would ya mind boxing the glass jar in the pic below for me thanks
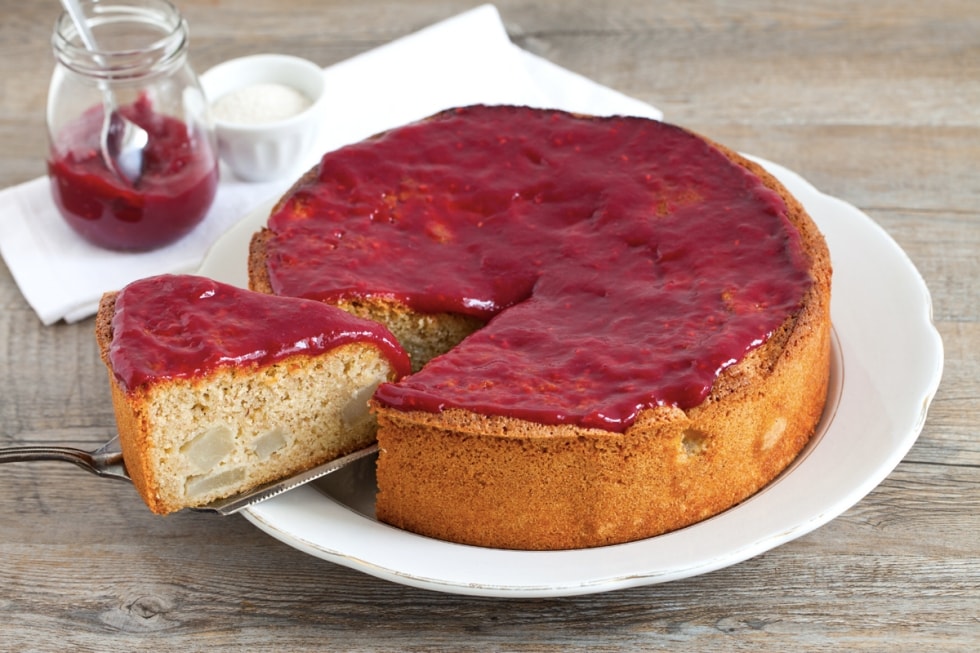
[47,0,218,251]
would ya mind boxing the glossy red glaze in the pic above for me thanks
[48,96,218,251]
[108,274,411,391]
[264,106,813,431]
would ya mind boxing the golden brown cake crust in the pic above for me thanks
[248,109,832,549]
[96,291,161,512]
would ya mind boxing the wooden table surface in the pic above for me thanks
[1,1,976,650]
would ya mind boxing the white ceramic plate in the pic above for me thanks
[197,156,943,597]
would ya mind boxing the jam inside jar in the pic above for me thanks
[47,0,218,252]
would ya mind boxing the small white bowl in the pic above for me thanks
[200,54,326,182]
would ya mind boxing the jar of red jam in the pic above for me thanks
[47,0,218,251]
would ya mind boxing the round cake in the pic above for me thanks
[249,104,832,550]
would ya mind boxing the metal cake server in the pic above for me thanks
[0,437,378,515]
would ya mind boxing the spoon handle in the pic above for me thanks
[59,0,101,53]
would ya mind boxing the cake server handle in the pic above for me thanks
[0,437,130,481]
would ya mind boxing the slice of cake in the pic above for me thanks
[95,274,411,514]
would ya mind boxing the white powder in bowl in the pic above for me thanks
[212,83,313,125]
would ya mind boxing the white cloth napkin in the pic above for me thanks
[0,4,661,326]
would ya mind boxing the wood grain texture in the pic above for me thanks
[0,0,976,650]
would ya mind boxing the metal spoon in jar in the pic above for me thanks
[59,0,149,185]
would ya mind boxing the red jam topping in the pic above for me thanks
[48,95,218,251]
[108,274,411,392]
[265,105,813,432]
